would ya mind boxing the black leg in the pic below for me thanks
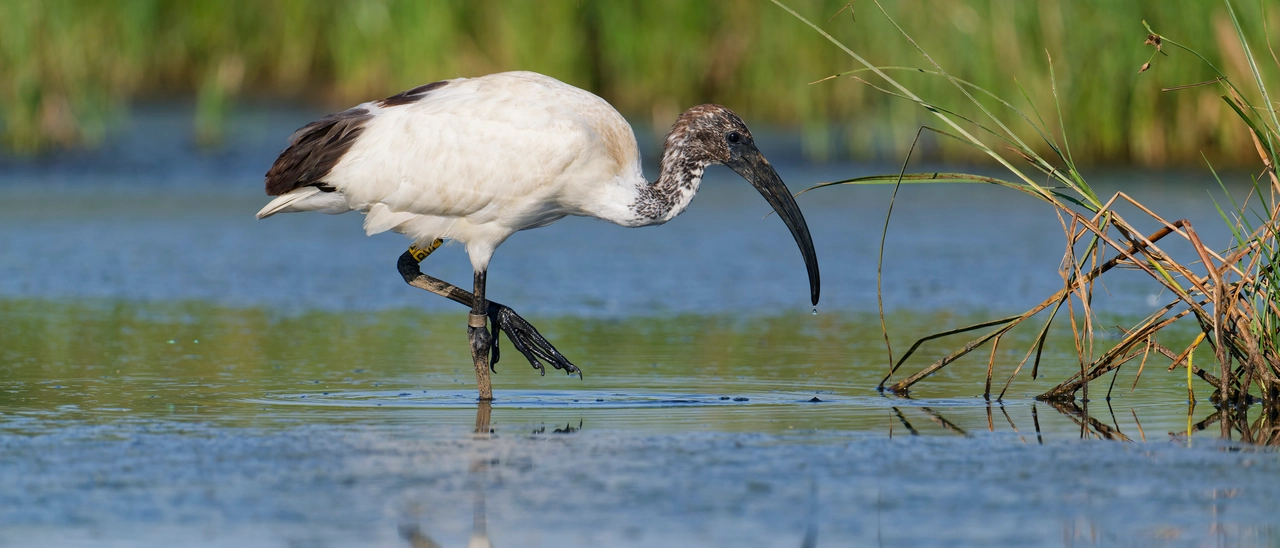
[468,270,494,400]
[396,248,581,382]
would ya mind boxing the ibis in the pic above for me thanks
[257,71,819,400]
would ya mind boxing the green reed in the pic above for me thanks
[0,0,1271,166]
[783,0,1280,407]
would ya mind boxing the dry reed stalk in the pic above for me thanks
[778,0,1280,408]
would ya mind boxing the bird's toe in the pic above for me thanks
[488,302,581,378]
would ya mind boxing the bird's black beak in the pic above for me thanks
[727,149,821,306]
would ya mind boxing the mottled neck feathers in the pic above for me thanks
[630,104,741,223]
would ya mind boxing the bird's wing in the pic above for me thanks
[263,107,374,197]
[327,72,634,229]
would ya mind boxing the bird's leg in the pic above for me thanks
[399,241,474,307]
[397,246,581,390]
[468,269,494,400]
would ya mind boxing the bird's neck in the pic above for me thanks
[581,130,708,228]
[626,139,708,227]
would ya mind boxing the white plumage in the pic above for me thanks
[259,71,661,272]
[258,70,819,399]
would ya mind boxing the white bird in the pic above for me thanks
[257,71,819,400]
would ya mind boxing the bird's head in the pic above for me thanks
[667,104,821,307]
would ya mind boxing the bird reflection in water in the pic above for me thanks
[532,421,582,435]
[398,480,491,548]
[400,402,589,547]
[399,402,498,548]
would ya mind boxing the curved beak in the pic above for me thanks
[727,149,821,306]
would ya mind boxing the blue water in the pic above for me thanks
[0,105,1275,546]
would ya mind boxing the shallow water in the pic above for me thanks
[1,107,1278,546]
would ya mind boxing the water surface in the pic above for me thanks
[1,107,1277,546]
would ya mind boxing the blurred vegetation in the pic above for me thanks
[0,0,1275,165]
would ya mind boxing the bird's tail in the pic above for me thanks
[256,186,351,219]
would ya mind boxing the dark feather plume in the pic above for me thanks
[263,107,373,196]
[264,80,452,196]
[377,80,449,107]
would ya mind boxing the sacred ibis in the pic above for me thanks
[257,71,819,400]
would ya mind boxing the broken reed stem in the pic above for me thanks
[984,334,1001,400]
[782,0,1280,405]
[891,202,1276,401]
[1041,298,1213,399]
[887,219,1195,395]
[1188,332,1208,404]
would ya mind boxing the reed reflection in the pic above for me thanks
[885,395,1280,447]
[1185,405,1280,445]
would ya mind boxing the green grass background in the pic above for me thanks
[2,0,1276,165]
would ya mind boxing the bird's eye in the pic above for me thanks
[726,131,741,144]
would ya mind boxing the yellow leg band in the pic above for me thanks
[408,239,444,263]
[469,313,487,328]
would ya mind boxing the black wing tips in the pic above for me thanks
[264,79,451,197]
[263,107,373,196]
[376,79,450,108]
